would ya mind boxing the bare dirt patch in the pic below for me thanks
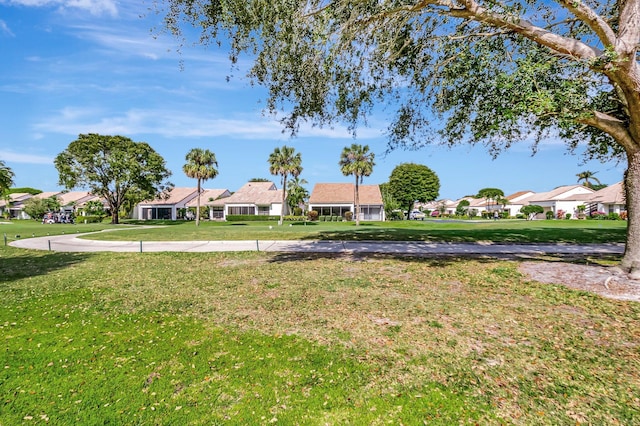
[519,261,640,302]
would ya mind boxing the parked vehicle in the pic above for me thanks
[409,210,426,220]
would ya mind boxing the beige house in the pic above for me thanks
[519,185,595,219]
[136,187,200,220]
[584,181,626,216]
[185,188,231,219]
[308,183,385,221]
[212,181,285,219]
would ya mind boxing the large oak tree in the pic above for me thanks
[162,1,640,275]
[55,134,173,224]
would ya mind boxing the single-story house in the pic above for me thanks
[520,184,595,219]
[585,181,626,215]
[57,191,103,214]
[308,183,385,221]
[135,187,201,220]
[185,188,231,219]
[212,181,285,219]
[503,190,536,217]
[0,192,35,219]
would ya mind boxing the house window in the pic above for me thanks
[210,207,224,218]
[142,207,172,220]
[257,206,270,215]
[228,206,255,215]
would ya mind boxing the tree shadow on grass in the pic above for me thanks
[0,248,92,284]
[266,251,623,266]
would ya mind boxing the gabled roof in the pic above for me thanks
[141,187,199,206]
[0,192,31,207]
[33,191,63,200]
[309,183,383,205]
[57,191,99,206]
[185,189,231,207]
[524,185,594,203]
[587,181,625,204]
[507,190,535,203]
[216,181,282,205]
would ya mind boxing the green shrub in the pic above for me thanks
[565,213,572,220]
[79,215,105,224]
[546,211,554,219]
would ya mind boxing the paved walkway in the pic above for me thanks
[8,232,625,256]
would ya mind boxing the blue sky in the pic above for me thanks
[0,0,626,200]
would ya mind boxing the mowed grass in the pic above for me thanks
[1,245,639,424]
[67,219,628,244]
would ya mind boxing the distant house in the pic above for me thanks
[57,191,102,214]
[521,185,595,219]
[308,183,385,221]
[136,187,200,220]
[213,181,285,219]
[185,188,231,219]
[0,193,35,219]
[8,191,62,219]
[585,181,626,215]
[503,190,536,217]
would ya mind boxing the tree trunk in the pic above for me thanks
[622,150,640,276]
[279,175,287,225]
[111,210,119,224]
[354,176,360,226]
[195,179,201,227]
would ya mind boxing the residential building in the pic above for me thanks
[213,181,284,219]
[308,183,385,221]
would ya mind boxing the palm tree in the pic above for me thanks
[183,148,218,226]
[268,146,302,225]
[287,176,309,214]
[339,144,375,226]
[0,160,15,195]
[576,170,602,189]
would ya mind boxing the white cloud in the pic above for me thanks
[0,19,15,36]
[2,0,117,16]
[0,150,53,164]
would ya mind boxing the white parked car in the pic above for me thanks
[409,210,426,220]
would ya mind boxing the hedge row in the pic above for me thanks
[225,215,281,222]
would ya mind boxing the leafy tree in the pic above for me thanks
[0,160,14,195]
[23,196,60,220]
[160,1,640,275]
[521,205,544,221]
[183,148,219,226]
[380,182,402,220]
[6,187,42,195]
[268,145,302,225]
[576,170,602,189]
[83,200,106,219]
[476,188,505,211]
[287,176,309,213]
[387,163,440,214]
[54,134,173,224]
[339,144,375,226]
[455,199,470,217]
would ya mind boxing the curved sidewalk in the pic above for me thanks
[8,233,625,256]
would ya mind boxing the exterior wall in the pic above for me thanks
[598,203,626,215]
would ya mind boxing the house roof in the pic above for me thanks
[140,187,199,206]
[185,189,230,207]
[587,181,625,204]
[309,183,383,205]
[0,192,31,207]
[57,191,99,206]
[523,185,594,203]
[215,181,282,205]
[506,191,535,203]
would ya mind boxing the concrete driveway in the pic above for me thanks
[8,232,625,256]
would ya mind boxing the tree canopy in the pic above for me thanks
[0,160,14,194]
[161,1,640,274]
[183,148,219,226]
[23,196,60,220]
[54,134,173,224]
[387,163,440,213]
[576,170,602,189]
[339,144,375,226]
[268,145,302,225]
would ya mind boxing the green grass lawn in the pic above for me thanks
[1,237,639,424]
[47,218,629,244]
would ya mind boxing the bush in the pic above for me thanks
[293,207,303,216]
[546,211,554,219]
[307,210,318,221]
[607,212,621,220]
[590,211,607,220]
[345,211,353,221]
[283,215,307,221]
[621,211,628,220]
[565,213,572,220]
[80,215,105,224]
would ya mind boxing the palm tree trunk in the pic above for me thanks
[280,174,287,225]
[196,179,201,226]
[354,176,360,226]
